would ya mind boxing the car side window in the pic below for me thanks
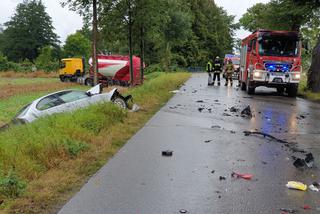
[57,91,88,103]
[36,95,64,111]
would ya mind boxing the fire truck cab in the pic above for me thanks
[239,30,302,97]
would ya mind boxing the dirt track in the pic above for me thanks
[0,82,77,100]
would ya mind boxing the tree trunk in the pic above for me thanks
[128,0,134,86]
[92,0,98,86]
[140,25,144,84]
[307,37,320,92]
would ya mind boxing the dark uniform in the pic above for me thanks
[212,57,222,86]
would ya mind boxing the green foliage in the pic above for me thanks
[35,46,60,72]
[1,0,58,62]
[62,139,89,158]
[63,0,237,69]
[0,53,10,71]
[63,32,91,59]
[0,169,26,198]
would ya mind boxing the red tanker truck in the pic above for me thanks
[60,55,143,87]
[239,30,302,97]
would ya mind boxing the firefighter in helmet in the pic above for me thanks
[224,59,235,86]
[207,60,213,85]
[212,56,222,86]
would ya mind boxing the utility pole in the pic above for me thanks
[140,25,144,84]
[128,0,134,86]
[92,0,98,86]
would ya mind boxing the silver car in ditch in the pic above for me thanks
[13,84,129,124]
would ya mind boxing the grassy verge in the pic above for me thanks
[298,74,320,101]
[0,72,191,213]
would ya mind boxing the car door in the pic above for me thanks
[35,94,66,118]
[56,90,91,111]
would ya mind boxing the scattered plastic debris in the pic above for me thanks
[204,140,212,143]
[309,184,319,192]
[231,172,253,180]
[241,105,252,118]
[280,208,297,213]
[286,181,307,191]
[243,131,288,144]
[230,106,239,113]
[230,130,236,134]
[293,153,314,169]
[170,90,180,94]
[303,205,311,210]
[198,107,204,112]
[162,150,173,157]
[179,209,187,213]
[312,181,320,188]
[211,125,221,129]
[223,113,231,117]
[219,176,226,181]
[211,170,215,174]
[196,100,204,103]
[129,104,141,112]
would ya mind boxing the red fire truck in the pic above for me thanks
[239,30,302,97]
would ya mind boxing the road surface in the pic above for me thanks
[59,73,320,214]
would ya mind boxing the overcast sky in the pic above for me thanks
[215,0,270,38]
[0,0,83,42]
[0,0,270,43]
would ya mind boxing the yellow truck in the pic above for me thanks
[59,58,85,82]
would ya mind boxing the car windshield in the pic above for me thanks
[37,95,65,111]
[232,59,240,65]
[60,61,66,69]
[258,35,299,57]
[14,103,31,118]
[57,91,88,103]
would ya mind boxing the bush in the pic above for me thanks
[0,169,26,198]
[144,64,165,74]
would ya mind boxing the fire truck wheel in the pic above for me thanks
[85,78,94,86]
[277,87,285,94]
[241,82,246,91]
[287,84,298,97]
[246,81,255,95]
[113,96,128,109]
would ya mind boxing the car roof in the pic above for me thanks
[33,89,85,103]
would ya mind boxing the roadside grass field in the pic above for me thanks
[0,72,191,213]
[298,74,320,101]
[0,77,88,127]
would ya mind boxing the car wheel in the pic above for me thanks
[85,78,93,86]
[241,82,246,91]
[277,87,284,94]
[246,79,255,95]
[63,76,70,82]
[287,84,298,97]
[113,96,128,109]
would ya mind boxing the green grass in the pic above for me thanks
[298,74,320,101]
[0,78,59,86]
[0,72,191,213]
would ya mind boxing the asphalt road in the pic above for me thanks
[59,73,320,214]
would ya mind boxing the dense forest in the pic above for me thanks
[0,0,237,72]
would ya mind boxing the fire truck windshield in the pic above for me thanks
[258,35,299,57]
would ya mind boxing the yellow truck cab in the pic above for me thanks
[59,58,85,82]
